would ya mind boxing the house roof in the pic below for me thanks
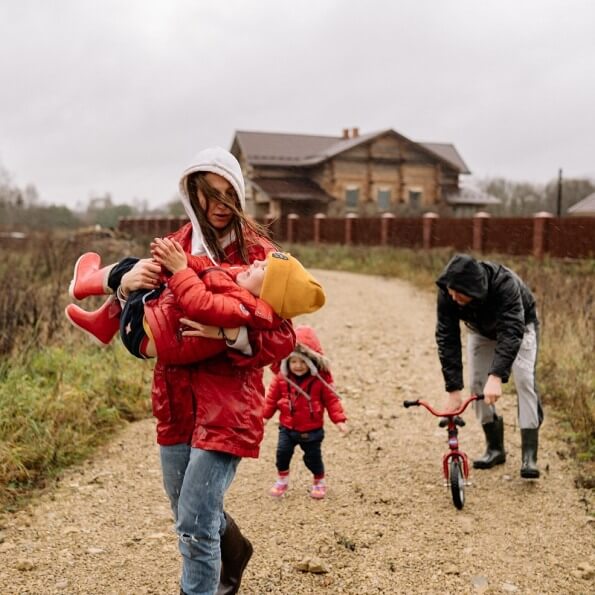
[568,192,595,215]
[418,142,471,174]
[234,129,470,173]
[251,177,334,202]
[446,185,502,206]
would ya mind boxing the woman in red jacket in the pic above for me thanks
[116,147,297,595]
[264,325,348,500]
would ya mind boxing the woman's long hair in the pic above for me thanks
[186,172,272,264]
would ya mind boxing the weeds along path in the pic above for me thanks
[0,270,593,594]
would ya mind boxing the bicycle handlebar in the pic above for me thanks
[403,395,484,418]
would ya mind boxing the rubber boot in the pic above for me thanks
[473,415,506,469]
[520,428,540,479]
[69,252,115,300]
[217,513,253,595]
[65,296,121,345]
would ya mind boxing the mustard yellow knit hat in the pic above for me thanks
[260,252,325,319]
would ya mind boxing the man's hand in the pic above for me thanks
[483,374,502,405]
[151,238,187,274]
[443,390,463,414]
[120,259,161,295]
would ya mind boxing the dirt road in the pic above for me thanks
[0,270,593,594]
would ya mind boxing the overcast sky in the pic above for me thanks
[1,0,594,209]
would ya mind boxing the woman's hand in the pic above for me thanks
[120,259,161,295]
[179,318,239,341]
[150,238,187,274]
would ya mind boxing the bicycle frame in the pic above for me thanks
[403,395,484,482]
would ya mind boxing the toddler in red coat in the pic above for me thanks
[263,325,348,499]
[65,240,325,364]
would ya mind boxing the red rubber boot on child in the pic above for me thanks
[65,296,121,345]
[69,252,115,300]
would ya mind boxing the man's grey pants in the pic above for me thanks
[468,322,543,429]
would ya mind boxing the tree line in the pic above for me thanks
[1,163,593,231]
[480,176,594,216]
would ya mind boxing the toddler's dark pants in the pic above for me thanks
[276,425,325,477]
[107,257,163,358]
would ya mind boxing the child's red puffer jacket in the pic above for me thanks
[263,325,346,432]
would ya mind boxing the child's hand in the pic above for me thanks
[336,422,349,435]
[151,238,187,274]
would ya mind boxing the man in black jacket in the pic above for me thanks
[435,254,543,478]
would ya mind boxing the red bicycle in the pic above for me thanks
[403,395,484,510]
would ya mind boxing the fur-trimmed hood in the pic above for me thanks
[280,325,330,376]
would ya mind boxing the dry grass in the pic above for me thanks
[0,233,152,509]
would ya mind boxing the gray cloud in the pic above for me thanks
[1,0,593,208]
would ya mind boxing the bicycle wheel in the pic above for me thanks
[449,457,465,510]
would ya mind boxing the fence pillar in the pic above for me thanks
[422,212,439,249]
[532,211,554,258]
[472,211,491,253]
[286,213,299,244]
[313,213,326,244]
[380,212,396,246]
[345,213,358,245]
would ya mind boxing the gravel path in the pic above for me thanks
[0,270,593,594]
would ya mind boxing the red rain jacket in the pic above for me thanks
[149,223,295,457]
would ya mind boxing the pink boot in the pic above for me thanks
[269,478,289,498]
[65,297,121,345]
[69,252,115,300]
[310,480,326,500]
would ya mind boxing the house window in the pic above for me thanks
[377,188,391,211]
[408,189,423,208]
[345,186,359,209]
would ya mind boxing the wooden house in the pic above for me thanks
[230,128,470,218]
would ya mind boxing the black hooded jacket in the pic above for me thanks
[435,254,538,392]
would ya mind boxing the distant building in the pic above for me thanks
[445,183,502,217]
[568,192,595,216]
[231,128,470,218]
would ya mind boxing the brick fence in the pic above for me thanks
[118,212,595,259]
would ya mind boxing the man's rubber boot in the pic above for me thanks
[520,428,540,479]
[473,415,506,469]
[69,252,114,300]
[64,297,121,345]
[217,513,254,595]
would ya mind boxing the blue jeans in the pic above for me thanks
[160,443,191,522]
[160,445,240,595]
